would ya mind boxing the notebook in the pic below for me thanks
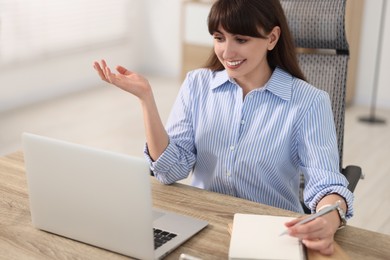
[229,213,306,260]
[22,132,208,260]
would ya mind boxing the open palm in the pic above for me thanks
[93,59,151,100]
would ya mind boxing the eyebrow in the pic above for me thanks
[213,30,238,36]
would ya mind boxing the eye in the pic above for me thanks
[236,37,248,44]
[213,34,224,42]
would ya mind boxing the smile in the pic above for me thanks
[226,60,244,66]
[225,60,246,70]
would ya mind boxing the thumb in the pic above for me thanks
[116,65,132,75]
[285,215,307,227]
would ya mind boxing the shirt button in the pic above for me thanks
[227,172,231,177]
[241,120,245,125]
[230,145,235,151]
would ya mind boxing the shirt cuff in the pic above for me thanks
[309,187,354,219]
[143,139,178,173]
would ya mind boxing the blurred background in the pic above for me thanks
[0,0,389,235]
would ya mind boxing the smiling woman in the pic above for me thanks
[92,0,356,255]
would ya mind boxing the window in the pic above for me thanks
[0,0,132,65]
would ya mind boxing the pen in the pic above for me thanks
[279,200,341,236]
[179,253,202,260]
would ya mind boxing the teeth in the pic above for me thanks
[227,60,243,66]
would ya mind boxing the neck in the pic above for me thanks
[235,67,273,97]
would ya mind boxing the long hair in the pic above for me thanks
[205,0,305,81]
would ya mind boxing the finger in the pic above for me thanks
[289,219,325,240]
[93,61,109,82]
[285,216,306,227]
[93,61,102,72]
[116,65,132,75]
[101,60,111,80]
[294,227,325,240]
[295,219,323,233]
[105,66,124,86]
[302,239,334,255]
[104,66,116,84]
[319,242,335,256]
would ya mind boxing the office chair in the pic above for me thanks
[280,0,363,213]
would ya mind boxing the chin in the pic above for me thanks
[225,70,242,79]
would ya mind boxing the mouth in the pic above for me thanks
[226,60,245,69]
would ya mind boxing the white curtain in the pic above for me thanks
[0,0,131,65]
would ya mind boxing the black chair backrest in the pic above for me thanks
[280,0,349,170]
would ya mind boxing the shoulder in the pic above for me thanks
[293,77,328,98]
[289,74,330,106]
[184,68,215,83]
[270,67,329,104]
[289,77,333,123]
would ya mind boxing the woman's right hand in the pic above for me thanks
[93,59,152,100]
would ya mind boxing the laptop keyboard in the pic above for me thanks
[153,228,177,249]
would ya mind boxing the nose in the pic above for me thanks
[222,40,236,59]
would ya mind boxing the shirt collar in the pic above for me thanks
[210,67,293,101]
[265,67,293,101]
[210,70,230,90]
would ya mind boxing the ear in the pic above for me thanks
[267,26,281,51]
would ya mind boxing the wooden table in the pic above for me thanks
[1,151,389,259]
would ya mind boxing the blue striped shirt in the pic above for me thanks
[145,67,353,218]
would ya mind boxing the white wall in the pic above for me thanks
[0,0,182,113]
[0,43,137,112]
[137,0,182,78]
[0,1,143,113]
[355,0,390,109]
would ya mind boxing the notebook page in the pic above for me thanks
[229,213,305,260]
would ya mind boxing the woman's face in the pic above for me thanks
[213,26,279,86]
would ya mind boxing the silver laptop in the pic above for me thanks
[22,132,208,259]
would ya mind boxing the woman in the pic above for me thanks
[93,0,353,255]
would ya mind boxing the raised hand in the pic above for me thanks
[93,59,152,100]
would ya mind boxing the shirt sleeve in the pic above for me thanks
[298,91,354,219]
[143,72,197,184]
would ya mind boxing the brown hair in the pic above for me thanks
[205,0,305,81]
